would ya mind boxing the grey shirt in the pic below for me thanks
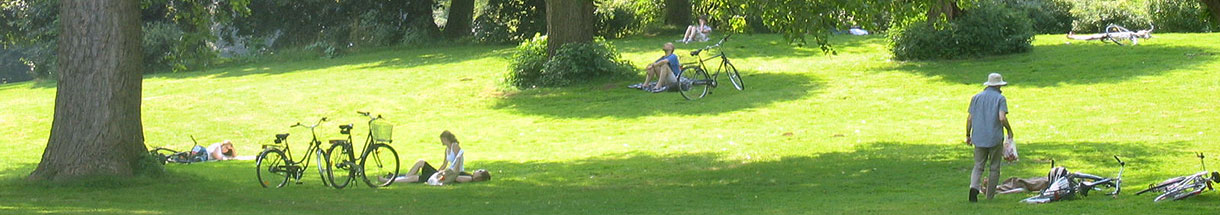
[969,87,1008,148]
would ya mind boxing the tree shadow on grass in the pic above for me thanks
[0,141,1207,214]
[492,72,823,119]
[883,43,1219,87]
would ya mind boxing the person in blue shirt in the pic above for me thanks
[641,42,681,92]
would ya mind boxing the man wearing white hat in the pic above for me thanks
[966,73,1015,202]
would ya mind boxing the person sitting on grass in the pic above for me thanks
[383,130,491,185]
[679,16,712,43]
[632,42,681,93]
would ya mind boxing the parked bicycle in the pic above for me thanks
[1135,153,1220,201]
[677,35,744,100]
[325,111,401,189]
[255,118,332,188]
[1022,156,1126,204]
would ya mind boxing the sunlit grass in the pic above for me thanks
[0,33,1218,214]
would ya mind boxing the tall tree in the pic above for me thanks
[408,0,441,36]
[665,0,692,26]
[544,0,594,56]
[443,0,475,38]
[28,0,149,182]
[1204,0,1220,24]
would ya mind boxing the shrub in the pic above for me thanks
[1148,0,1215,33]
[506,35,634,88]
[142,21,187,72]
[1004,0,1074,34]
[596,3,637,39]
[1069,1,1151,32]
[890,2,1033,61]
[473,0,547,44]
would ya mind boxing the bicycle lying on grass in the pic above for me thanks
[148,136,203,164]
[325,111,401,189]
[676,35,744,100]
[1135,153,1220,202]
[1022,156,1126,204]
[255,118,332,188]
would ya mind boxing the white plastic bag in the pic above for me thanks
[1003,137,1018,162]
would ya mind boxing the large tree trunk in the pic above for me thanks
[664,0,692,26]
[927,0,962,21]
[443,0,475,39]
[407,0,441,36]
[544,0,594,57]
[1204,0,1220,24]
[28,0,148,182]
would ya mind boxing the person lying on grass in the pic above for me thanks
[382,130,491,185]
[631,43,681,93]
[189,140,236,161]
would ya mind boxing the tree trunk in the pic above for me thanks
[407,0,441,36]
[1203,0,1220,24]
[927,0,962,21]
[664,0,692,26]
[28,0,147,182]
[443,0,475,38]
[544,0,594,57]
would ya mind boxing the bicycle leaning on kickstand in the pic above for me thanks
[254,117,333,188]
[324,111,401,189]
[676,35,744,100]
[1135,153,1220,201]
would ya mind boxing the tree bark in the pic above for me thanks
[1203,0,1220,24]
[408,0,441,36]
[664,0,692,26]
[28,0,147,182]
[544,0,594,57]
[443,0,475,38]
[927,0,962,21]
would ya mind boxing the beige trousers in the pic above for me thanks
[970,146,1002,200]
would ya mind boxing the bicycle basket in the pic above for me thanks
[371,121,393,143]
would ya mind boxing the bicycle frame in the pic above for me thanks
[1022,156,1125,204]
[270,118,329,182]
[335,112,389,175]
[686,37,732,87]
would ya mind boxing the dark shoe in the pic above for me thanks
[969,188,980,202]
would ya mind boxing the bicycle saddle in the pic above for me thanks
[339,124,353,134]
[275,133,289,140]
[691,49,702,56]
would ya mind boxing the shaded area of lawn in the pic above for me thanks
[0,141,1201,214]
[492,72,823,118]
[886,43,1219,87]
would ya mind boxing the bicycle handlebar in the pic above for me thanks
[1114,156,1124,166]
[291,117,328,129]
[357,111,382,120]
[691,35,731,56]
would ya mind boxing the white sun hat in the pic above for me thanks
[983,73,1007,86]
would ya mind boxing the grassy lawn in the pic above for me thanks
[0,33,1218,214]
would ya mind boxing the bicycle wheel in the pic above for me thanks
[314,148,330,187]
[149,148,177,164]
[255,149,291,188]
[678,67,710,100]
[360,144,400,188]
[724,61,744,91]
[326,144,356,189]
[1155,188,1184,202]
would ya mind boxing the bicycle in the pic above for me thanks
[148,136,204,164]
[1135,153,1220,201]
[676,35,744,100]
[324,111,401,189]
[1022,156,1126,204]
[255,117,333,188]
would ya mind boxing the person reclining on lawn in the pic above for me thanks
[382,130,491,185]
[188,140,236,162]
[630,42,681,93]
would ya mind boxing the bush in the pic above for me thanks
[1148,0,1215,32]
[1069,1,1151,32]
[473,0,547,44]
[506,35,634,88]
[890,2,1034,61]
[142,22,188,72]
[1004,0,1074,34]
[596,3,637,39]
